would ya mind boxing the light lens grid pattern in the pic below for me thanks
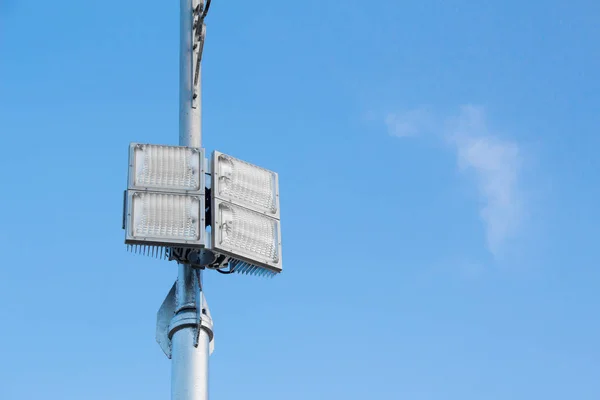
[216,153,278,214]
[133,144,201,191]
[218,202,279,263]
[131,192,201,241]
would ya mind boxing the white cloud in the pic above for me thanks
[386,105,524,257]
[385,108,432,137]
[447,106,522,257]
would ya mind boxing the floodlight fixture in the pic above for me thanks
[129,143,204,193]
[124,142,206,249]
[212,151,280,217]
[125,191,205,248]
[210,151,282,275]
[211,199,282,273]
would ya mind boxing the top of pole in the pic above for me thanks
[179,0,210,148]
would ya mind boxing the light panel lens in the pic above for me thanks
[131,192,201,241]
[217,202,279,263]
[133,144,201,191]
[216,154,277,214]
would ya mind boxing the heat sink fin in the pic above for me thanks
[229,259,276,278]
[127,244,169,260]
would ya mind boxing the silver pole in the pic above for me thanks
[171,323,211,399]
[179,0,201,148]
[171,0,209,399]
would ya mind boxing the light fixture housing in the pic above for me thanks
[211,151,282,274]
[128,143,204,193]
[124,143,206,249]
[125,191,205,247]
[212,151,280,218]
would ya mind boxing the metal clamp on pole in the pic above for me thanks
[194,270,214,350]
[156,281,215,360]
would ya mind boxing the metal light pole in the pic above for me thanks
[179,0,203,149]
[170,1,211,399]
[125,2,281,398]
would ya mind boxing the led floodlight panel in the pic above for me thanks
[211,151,282,273]
[212,151,280,217]
[212,199,281,272]
[124,143,206,248]
[128,143,204,193]
[125,191,205,247]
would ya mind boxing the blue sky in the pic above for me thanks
[1,1,599,399]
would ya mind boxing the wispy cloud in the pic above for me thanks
[385,108,433,137]
[446,106,522,256]
[386,105,524,257]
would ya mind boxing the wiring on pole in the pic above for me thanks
[192,0,211,101]
[202,0,211,19]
